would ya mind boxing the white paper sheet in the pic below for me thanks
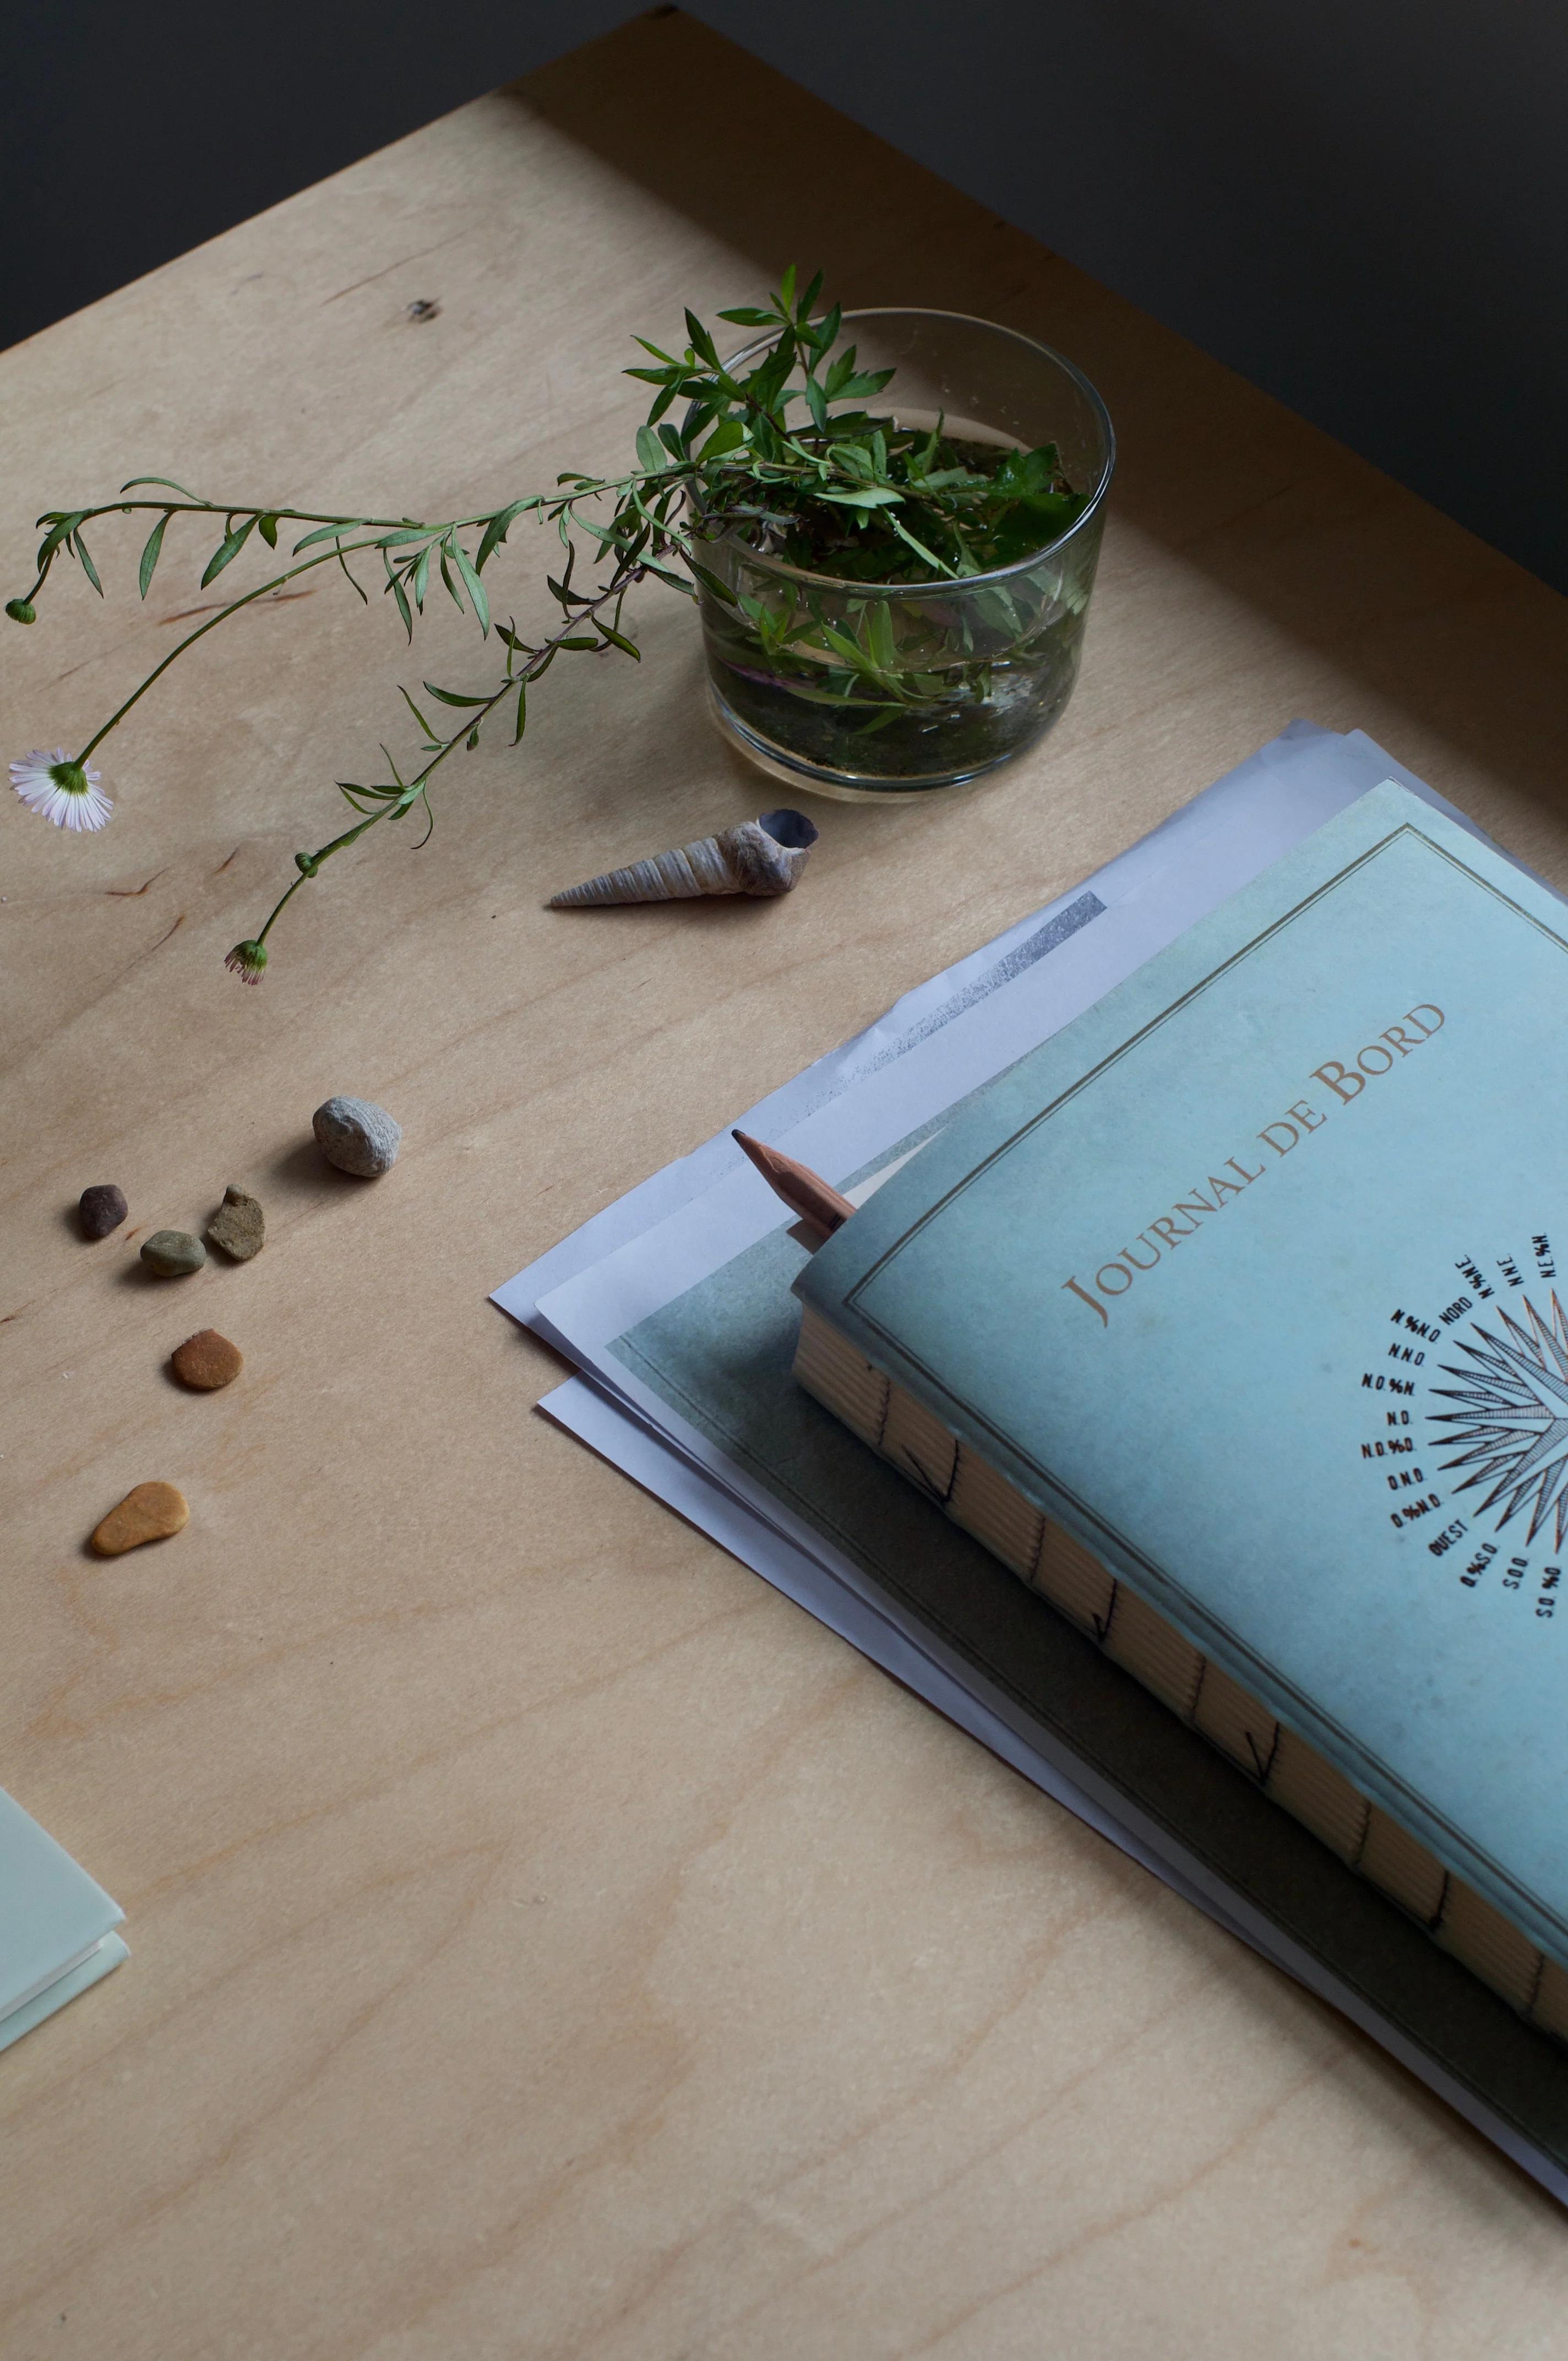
[492,722,1568,2201]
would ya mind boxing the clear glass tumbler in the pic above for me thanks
[691,309,1114,802]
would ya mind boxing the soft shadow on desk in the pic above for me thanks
[264,1139,373,1203]
[513,15,1568,837]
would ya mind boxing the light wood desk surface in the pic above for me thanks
[7,17,1568,2355]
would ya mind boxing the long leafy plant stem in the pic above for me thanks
[39,482,676,763]
[75,534,402,761]
[244,559,650,956]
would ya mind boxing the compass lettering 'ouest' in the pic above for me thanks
[1062,1003,1445,1326]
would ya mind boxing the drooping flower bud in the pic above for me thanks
[5,598,36,624]
[224,939,269,984]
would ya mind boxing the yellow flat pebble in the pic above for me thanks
[90,1481,189,1556]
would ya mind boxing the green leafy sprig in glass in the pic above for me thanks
[5,267,1084,979]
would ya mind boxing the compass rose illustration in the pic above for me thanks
[1429,1290,1568,1548]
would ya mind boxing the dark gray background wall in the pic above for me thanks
[6,3,1563,592]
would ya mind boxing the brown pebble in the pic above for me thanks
[79,1183,128,1239]
[90,1481,189,1556]
[170,1328,243,1390]
[206,1183,265,1260]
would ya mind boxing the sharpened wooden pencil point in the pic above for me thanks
[732,1130,856,1243]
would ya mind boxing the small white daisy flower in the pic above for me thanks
[9,748,112,832]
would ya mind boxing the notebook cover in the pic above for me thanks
[611,1201,1568,2180]
[0,1934,128,2053]
[0,1785,124,2033]
[796,779,1568,1968]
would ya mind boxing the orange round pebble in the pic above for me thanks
[170,1328,243,1390]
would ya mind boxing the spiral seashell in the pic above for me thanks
[547,808,819,908]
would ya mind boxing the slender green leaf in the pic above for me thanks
[699,416,745,460]
[511,679,527,744]
[688,561,737,605]
[70,530,104,594]
[683,309,719,365]
[450,538,490,635]
[635,424,666,475]
[594,622,640,659]
[37,511,85,568]
[412,543,431,610]
[475,498,536,572]
[813,486,903,509]
[257,512,279,548]
[778,263,797,313]
[888,512,957,576]
[291,518,365,551]
[138,510,172,599]
[438,551,466,613]
[335,544,368,603]
[556,635,599,651]
[422,681,491,707]
[717,306,776,325]
[121,475,205,498]
[386,564,413,641]
[641,558,695,594]
[399,684,438,738]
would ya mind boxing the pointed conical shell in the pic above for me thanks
[547,808,818,908]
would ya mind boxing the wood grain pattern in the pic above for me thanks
[6,15,1568,2355]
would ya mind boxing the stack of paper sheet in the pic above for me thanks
[494,722,1568,2202]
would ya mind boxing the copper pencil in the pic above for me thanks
[732,1130,856,1243]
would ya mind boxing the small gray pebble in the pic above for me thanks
[79,1183,128,1240]
[141,1228,206,1277]
[313,1095,402,1177]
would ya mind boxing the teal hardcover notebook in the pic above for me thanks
[795,780,1568,1989]
[0,1786,126,2051]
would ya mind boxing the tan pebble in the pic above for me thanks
[206,1184,264,1260]
[170,1329,243,1390]
[90,1481,189,1556]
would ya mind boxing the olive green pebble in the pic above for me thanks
[140,1228,206,1278]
